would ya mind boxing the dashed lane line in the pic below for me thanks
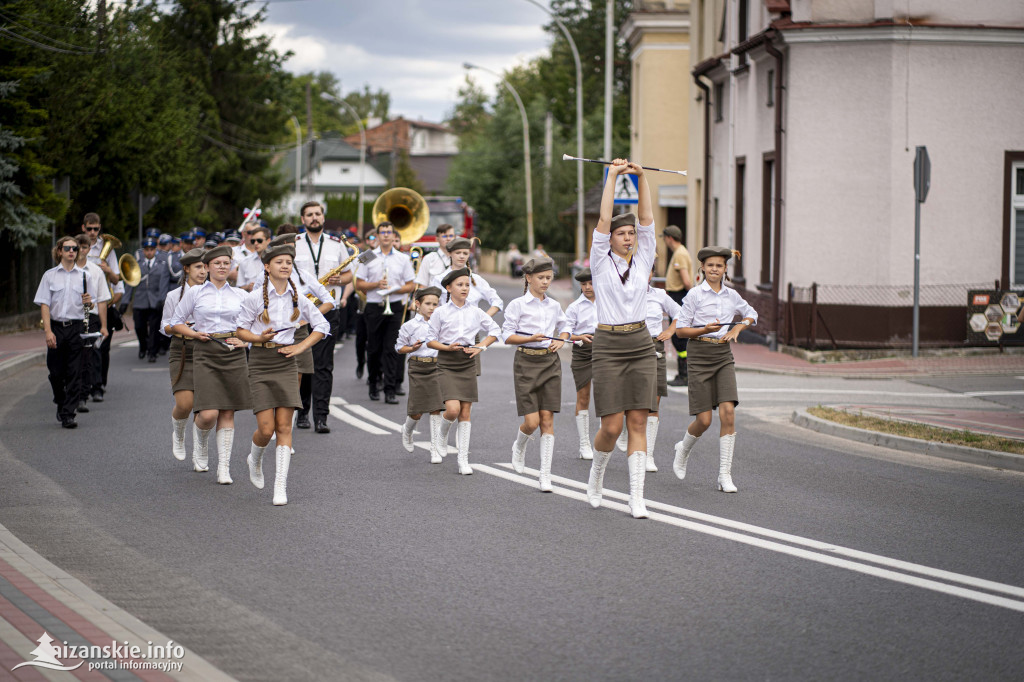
[472,463,1024,614]
[328,405,389,435]
[344,404,404,432]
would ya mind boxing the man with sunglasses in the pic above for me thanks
[82,214,120,287]
[235,225,271,291]
[35,236,110,428]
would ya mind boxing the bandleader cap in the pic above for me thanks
[201,245,233,263]
[441,267,472,288]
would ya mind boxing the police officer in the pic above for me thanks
[131,238,172,362]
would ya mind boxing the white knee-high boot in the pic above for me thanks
[193,423,211,472]
[628,451,649,518]
[645,416,659,473]
[718,433,738,493]
[511,428,531,473]
[441,416,456,457]
[273,445,291,505]
[673,432,700,480]
[538,434,554,492]
[586,449,612,508]
[172,417,188,461]
[616,416,628,452]
[575,411,593,460]
[247,441,267,489]
[429,415,443,463]
[216,428,234,484]
[456,421,473,475]
[401,417,417,453]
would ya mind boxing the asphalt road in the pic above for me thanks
[2,287,1023,681]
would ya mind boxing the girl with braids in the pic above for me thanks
[671,247,756,493]
[160,248,207,464]
[169,246,251,483]
[235,242,328,506]
[429,237,503,316]
[585,159,658,519]
[501,258,570,492]
[424,268,500,476]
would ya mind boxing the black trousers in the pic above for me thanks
[364,302,403,392]
[47,321,85,420]
[311,308,341,422]
[82,314,102,401]
[97,329,112,391]
[133,307,161,358]
[667,289,688,372]
[355,311,367,368]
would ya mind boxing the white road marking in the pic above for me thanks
[343,404,404,431]
[473,463,1024,613]
[328,405,388,435]
[669,386,1024,399]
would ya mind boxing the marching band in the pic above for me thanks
[36,160,750,514]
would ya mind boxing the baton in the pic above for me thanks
[562,154,687,176]
[515,331,581,347]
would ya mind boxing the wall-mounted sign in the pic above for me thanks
[967,290,1024,344]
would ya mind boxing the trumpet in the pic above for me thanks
[382,266,393,315]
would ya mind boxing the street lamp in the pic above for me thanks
[464,62,534,254]
[319,91,366,232]
[522,0,584,263]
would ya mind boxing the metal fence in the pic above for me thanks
[789,282,995,308]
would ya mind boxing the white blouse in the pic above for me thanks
[564,295,597,336]
[169,280,249,334]
[430,269,504,311]
[589,220,656,325]
[235,281,330,344]
[674,280,758,340]
[645,286,682,337]
[395,314,438,358]
[161,285,191,336]
[500,292,569,349]
[425,300,501,347]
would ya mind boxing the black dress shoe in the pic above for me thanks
[148,355,157,363]
[61,417,78,429]
[296,412,311,429]
[395,386,406,396]
[667,375,688,387]
[138,349,145,359]
[315,420,331,434]
[90,392,104,403]
[369,386,380,401]
[76,401,89,413]
[356,363,364,379]
[385,392,399,405]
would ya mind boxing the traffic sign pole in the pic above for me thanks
[913,146,930,358]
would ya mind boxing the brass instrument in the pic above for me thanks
[401,245,424,321]
[95,233,142,287]
[371,187,430,245]
[305,239,375,305]
[97,234,120,261]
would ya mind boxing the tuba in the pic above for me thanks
[96,234,141,286]
[371,187,430,245]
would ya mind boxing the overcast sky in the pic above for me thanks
[260,0,559,123]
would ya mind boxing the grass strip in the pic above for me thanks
[807,406,1024,456]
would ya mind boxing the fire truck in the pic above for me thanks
[417,196,475,246]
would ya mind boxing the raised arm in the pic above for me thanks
[595,159,629,235]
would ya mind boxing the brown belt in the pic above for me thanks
[517,346,553,356]
[251,341,287,348]
[173,333,187,339]
[695,336,728,344]
[208,332,236,339]
[597,321,645,333]
[410,356,437,363]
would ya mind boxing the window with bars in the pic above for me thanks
[1012,163,1024,287]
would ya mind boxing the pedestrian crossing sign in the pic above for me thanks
[604,169,639,204]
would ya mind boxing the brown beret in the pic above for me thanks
[522,258,553,275]
[415,286,443,301]
[610,212,637,232]
[663,224,683,241]
[697,246,735,262]
[262,244,296,264]
[179,248,205,267]
[441,267,472,288]
[574,267,592,282]
[201,245,233,264]
[447,238,472,252]
[268,234,297,248]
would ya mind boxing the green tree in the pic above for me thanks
[445,75,489,140]
[392,150,424,195]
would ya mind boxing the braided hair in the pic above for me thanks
[287,276,300,321]
[260,271,302,324]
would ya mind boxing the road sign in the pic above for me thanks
[914,146,930,203]
[604,168,639,204]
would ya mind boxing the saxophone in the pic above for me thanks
[306,237,361,305]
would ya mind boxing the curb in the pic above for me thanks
[791,409,1024,473]
[0,350,44,382]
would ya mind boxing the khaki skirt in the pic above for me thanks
[513,350,561,416]
[168,336,194,394]
[570,343,593,391]
[248,346,301,413]
[592,326,658,417]
[293,324,314,374]
[437,350,479,403]
[654,338,668,398]
[685,339,738,415]
[193,340,252,412]
[407,358,444,416]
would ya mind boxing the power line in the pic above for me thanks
[0,11,98,52]
[0,27,97,55]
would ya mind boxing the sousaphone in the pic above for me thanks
[371,188,430,245]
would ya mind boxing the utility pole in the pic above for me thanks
[305,82,314,197]
[544,111,553,207]
[604,0,613,160]
[97,0,105,50]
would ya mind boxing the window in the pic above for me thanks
[738,0,748,43]
[767,69,775,107]
[735,158,746,283]
[762,154,776,285]
[1012,161,1024,287]
[714,82,724,122]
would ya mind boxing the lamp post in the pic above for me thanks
[319,92,366,232]
[522,0,584,263]
[464,62,534,254]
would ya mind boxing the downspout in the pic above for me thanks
[694,75,711,248]
[764,33,784,350]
